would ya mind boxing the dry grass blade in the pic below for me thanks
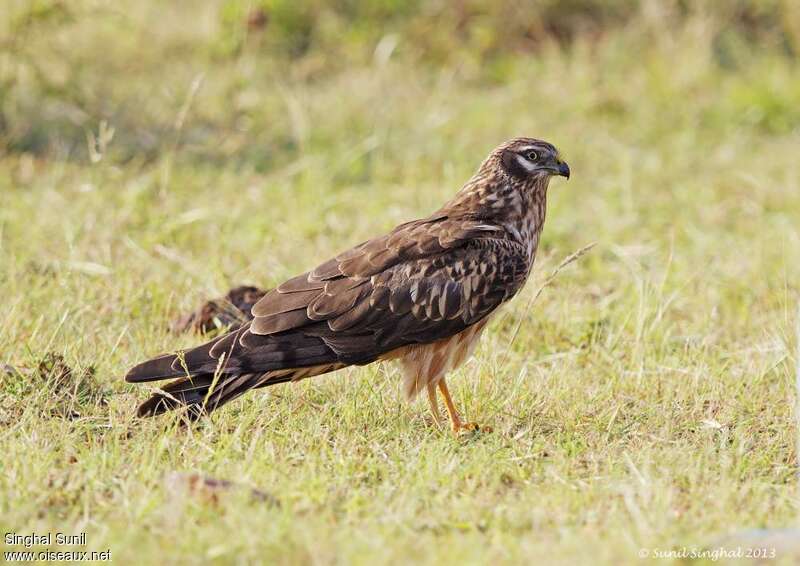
[501,242,597,366]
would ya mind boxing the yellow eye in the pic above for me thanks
[525,151,538,162]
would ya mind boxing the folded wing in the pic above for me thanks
[126,214,528,417]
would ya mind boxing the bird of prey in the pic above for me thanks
[126,138,570,431]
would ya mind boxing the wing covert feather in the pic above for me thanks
[245,215,527,368]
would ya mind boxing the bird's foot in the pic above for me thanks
[435,379,492,434]
[454,421,492,434]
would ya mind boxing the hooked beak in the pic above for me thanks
[556,159,570,179]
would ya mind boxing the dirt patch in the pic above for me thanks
[165,471,278,507]
[170,285,268,334]
[0,353,108,423]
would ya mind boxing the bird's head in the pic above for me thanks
[448,136,570,218]
[496,137,570,183]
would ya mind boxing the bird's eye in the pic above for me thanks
[525,151,538,162]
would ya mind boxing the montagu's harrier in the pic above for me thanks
[126,138,570,431]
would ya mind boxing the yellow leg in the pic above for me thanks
[426,383,443,427]
[438,378,462,431]
[437,378,492,433]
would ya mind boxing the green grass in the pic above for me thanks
[1,2,799,564]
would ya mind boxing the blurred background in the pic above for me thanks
[2,0,799,164]
[2,0,798,312]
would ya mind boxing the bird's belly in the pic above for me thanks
[388,317,491,400]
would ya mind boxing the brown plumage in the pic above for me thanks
[126,138,570,431]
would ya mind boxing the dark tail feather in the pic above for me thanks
[136,373,293,419]
[136,374,216,418]
[127,323,337,419]
[126,353,182,383]
[126,336,227,383]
